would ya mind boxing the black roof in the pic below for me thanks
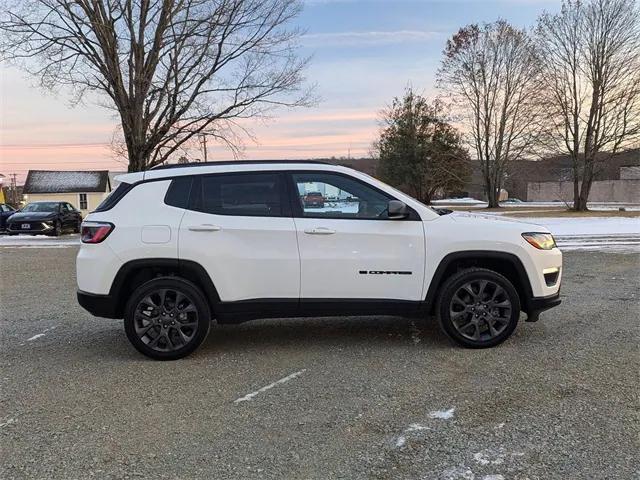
[23,170,110,194]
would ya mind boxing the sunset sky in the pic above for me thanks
[0,0,560,183]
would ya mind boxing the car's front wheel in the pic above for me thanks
[124,277,211,360]
[437,268,520,348]
[50,221,61,237]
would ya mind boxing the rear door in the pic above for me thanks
[178,172,300,302]
[289,171,425,301]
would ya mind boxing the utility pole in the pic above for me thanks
[10,173,17,205]
[199,134,208,162]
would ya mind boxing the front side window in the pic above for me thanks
[194,173,284,217]
[292,172,391,219]
[78,194,88,210]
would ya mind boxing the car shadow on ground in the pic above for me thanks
[197,315,453,354]
[71,315,454,361]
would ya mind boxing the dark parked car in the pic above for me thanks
[302,191,325,208]
[0,203,17,232]
[7,201,82,236]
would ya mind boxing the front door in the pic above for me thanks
[289,171,425,301]
[178,172,299,302]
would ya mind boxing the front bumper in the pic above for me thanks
[77,290,120,319]
[8,221,54,233]
[525,292,562,322]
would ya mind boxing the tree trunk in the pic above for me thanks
[485,178,500,208]
[576,175,593,211]
[574,156,595,211]
[127,141,151,172]
[572,171,580,211]
[127,149,151,172]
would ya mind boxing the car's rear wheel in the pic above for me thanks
[437,268,520,348]
[124,277,211,360]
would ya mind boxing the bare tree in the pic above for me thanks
[374,88,470,204]
[1,0,312,171]
[437,21,543,207]
[536,0,640,210]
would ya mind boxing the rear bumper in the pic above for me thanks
[77,290,120,319]
[525,292,562,322]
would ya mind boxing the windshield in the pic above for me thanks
[22,202,59,212]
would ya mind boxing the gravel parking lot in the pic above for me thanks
[1,245,638,479]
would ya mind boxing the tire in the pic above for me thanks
[124,276,212,360]
[73,220,81,234]
[436,268,520,349]
[50,221,61,237]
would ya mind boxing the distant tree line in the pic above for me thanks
[1,0,637,210]
[376,0,639,210]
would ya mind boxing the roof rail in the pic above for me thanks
[150,160,330,171]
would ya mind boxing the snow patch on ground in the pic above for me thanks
[0,234,80,248]
[393,423,431,448]
[520,217,640,236]
[520,217,640,253]
[409,320,421,344]
[433,197,484,205]
[459,214,640,253]
[429,407,455,419]
[0,418,17,428]
[442,465,476,479]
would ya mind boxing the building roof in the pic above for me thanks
[23,170,110,194]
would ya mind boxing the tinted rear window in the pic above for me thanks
[94,182,133,212]
[164,176,193,209]
[193,173,284,217]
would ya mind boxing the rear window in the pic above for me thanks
[164,176,193,209]
[192,173,284,217]
[94,182,133,212]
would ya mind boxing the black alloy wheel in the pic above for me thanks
[124,277,211,360]
[437,268,520,348]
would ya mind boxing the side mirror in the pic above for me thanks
[388,200,409,219]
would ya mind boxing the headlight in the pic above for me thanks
[522,232,556,250]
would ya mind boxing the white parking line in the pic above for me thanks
[234,369,307,404]
[25,326,56,342]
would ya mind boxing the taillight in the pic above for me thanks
[81,222,114,244]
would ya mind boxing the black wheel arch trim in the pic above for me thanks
[424,250,536,313]
[92,258,221,318]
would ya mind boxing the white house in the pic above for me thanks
[22,170,112,216]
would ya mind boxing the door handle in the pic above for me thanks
[188,224,222,232]
[304,227,336,235]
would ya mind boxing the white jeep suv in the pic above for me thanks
[77,161,562,360]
